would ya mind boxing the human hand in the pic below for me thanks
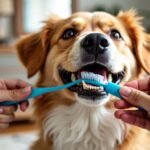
[0,79,31,129]
[114,76,150,130]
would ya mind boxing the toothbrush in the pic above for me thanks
[0,79,121,106]
[0,79,146,111]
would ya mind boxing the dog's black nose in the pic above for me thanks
[81,33,109,55]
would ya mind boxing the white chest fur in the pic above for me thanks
[43,103,125,150]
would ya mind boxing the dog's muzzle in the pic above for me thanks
[59,33,125,101]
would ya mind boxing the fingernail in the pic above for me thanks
[120,87,131,97]
[22,86,31,93]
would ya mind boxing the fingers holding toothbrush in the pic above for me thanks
[114,76,150,130]
[0,79,31,129]
[115,76,150,111]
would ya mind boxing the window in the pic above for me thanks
[23,0,72,32]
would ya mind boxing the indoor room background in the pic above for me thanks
[0,0,150,149]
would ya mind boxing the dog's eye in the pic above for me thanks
[110,29,122,40]
[62,28,77,40]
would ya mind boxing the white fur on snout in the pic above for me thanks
[75,94,110,107]
[68,35,85,70]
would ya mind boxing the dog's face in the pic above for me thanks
[17,10,150,107]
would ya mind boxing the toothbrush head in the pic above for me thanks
[82,79,105,87]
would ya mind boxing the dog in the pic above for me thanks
[16,10,150,150]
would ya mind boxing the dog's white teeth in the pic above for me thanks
[80,72,105,91]
[82,81,103,91]
[71,74,76,81]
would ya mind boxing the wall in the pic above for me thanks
[76,0,150,31]
[77,0,150,12]
[24,0,71,32]
[0,52,37,84]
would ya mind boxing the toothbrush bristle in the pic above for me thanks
[81,72,105,86]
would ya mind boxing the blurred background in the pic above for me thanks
[0,0,150,149]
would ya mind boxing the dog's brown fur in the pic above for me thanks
[16,10,150,150]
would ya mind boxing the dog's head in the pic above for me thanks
[17,10,150,107]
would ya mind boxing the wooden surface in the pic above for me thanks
[0,120,38,135]
[0,44,15,53]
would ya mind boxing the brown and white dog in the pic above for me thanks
[16,10,150,150]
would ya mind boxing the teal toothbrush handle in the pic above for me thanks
[0,79,146,111]
[104,82,122,98]
[0,80,83,106]
[0,79,103,106]
[0,88,53,106]
[104,82,145,111]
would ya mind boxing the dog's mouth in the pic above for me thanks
[59,63,125,99]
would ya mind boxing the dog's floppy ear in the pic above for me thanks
[16,15,61,77]
[117,9,150,74]
[16,33,46,78]
[136,34,150,74]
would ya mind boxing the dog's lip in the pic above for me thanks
[59,63,125,99]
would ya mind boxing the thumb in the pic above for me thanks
[120,86,150,111]
[0,86,31,102]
